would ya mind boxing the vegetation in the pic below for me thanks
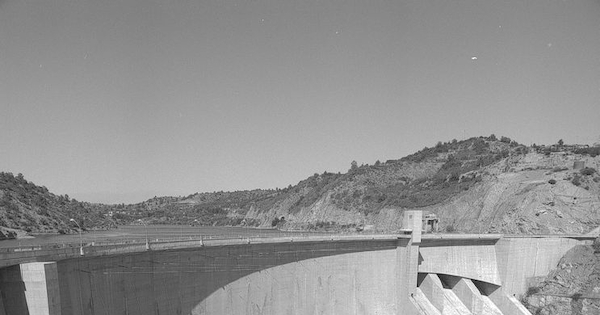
[330,136,514,211]
[581,167,597,176]
[572,174,582,186]
[3,135,598,235]
[575,147,600,157]
[0,172,117,233]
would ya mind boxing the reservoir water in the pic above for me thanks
[0,225,322,249]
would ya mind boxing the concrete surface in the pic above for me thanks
[55,239,412,315]
[413,288,442,315]
[495,236,582,296]
[437,275,502,315]
[475,281,531,315]
[0,262,61,315]
[0,212,592,315]
[418,273,472,315]
[419,240,501,285]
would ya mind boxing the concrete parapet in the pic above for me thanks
[0,234,412,269]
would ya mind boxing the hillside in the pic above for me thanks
[0,172,117,238]
[2,136,599,238]
[521,243,600,314]
[117,136,600,235]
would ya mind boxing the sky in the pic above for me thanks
[1,0,600,204]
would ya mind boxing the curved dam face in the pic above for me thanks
[0,211,594,315]
[56,239,411,315]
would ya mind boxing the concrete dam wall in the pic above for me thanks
[0,211,594,315]
[63,239,412,315]
[1,237,419,315]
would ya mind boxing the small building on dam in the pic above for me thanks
[0,211,594,315]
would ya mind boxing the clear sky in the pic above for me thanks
[2,0,600,204]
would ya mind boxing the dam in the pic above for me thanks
[0,211,594,315]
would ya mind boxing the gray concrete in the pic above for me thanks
[476,281,531,315]
[0,262,61,315]
[418,273,472,315]
[438,275,502,315]
[55,239,415,315]
[419,239,501,285]
[495,236,584,296]
[0,211,594,315]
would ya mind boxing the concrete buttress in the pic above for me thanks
[397,210,422,315]
[0,262,61,315]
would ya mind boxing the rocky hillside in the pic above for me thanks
[3,136,599,237]
[0,172,117,237]
[118,136,600,234]
[522,242,600,314]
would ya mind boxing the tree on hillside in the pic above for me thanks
[350,160,358,171]
[558,139,564,146]
[489,134,497,141]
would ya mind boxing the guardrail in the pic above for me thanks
[3,232,594,254]
[2,232,594,269]
[0,228,410,254]
[0,233,410,268]
[0,233,315,254]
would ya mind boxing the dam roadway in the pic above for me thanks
[0,212,595,315]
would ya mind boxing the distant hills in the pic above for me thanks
[2,136,600,238]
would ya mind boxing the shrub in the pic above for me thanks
[525,285,541,296]
[572,175,581,186]
[445,224,456,233]
[271,217,280,227]
[580,167,597,176]
[593,236,600,253]
[548,179,557,185]
[574,147,600,157]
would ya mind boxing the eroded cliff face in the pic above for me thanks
[425,153,600,234]
[244,152,600,235]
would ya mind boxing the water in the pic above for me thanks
[0,225,322,249]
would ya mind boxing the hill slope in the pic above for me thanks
[0,172,117,237]
[3,136,599,237]
[118,137,600,234]
[521,243,600,314]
